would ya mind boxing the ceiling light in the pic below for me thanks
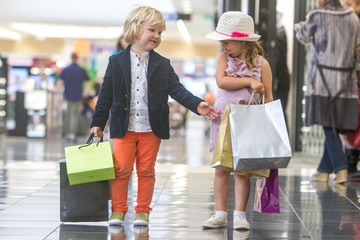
[181,0,192,14]
[0,27,21,40]
[10,22,122,40]
[177,19,191,42]
[56,60,65,68]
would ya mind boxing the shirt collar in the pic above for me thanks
[130,49,149,61]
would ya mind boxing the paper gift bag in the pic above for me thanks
[254,169,280,213]
[228,97,292,171]
[212,104,270,178]
[212,104,234,171]
[60,159,109,222]
[64,134,115,185]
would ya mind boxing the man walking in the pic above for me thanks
[57,52,90,142]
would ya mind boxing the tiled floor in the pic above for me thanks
[0,118,359,240]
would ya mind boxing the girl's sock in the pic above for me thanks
[233,210,246,218]
[215,210,228,218]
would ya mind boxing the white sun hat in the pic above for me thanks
[206,11,261,41]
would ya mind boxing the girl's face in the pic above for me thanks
[220,40,246,58]
[134,19,163,52]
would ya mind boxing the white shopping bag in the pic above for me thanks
[228,95,292,171]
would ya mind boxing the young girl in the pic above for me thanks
[90,6,219,226]
[202,11,273,230]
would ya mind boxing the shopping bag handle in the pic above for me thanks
[245,91,265,106]
[78,132,103,149]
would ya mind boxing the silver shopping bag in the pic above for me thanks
[228,97,292,171]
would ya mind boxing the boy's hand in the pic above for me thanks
[197,102,220,120]
[91,127,103,138]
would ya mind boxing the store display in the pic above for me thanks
[24,90,47,110]
[6,67,29,133]
[5,57,61,138]
[7,67,27,94]
[0,57,7,134]
[26,110,46,138]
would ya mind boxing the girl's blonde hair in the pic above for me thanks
[243,41,264,69]
[123,6,166,44]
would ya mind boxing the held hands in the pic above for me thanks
[91,102,220,136]
[197,102,220,120]
[250,79,264,93]
[91,127,103,138]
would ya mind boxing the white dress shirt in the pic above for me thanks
[127,50,152,132]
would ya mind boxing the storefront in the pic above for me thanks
[5,57,62,138]
[0,0,326,156]
[0,56,7,134]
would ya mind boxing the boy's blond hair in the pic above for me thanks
[123,6,166,44]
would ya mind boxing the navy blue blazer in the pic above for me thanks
[90,45,203,139]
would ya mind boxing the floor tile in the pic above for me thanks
[0,119,358,239]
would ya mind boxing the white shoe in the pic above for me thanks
[233,215,250,230]
[202,214,228,228]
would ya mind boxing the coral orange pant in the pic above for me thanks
[112,131,161,214]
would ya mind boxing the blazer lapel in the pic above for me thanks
[147,50,161,82]
[117,46,131,94]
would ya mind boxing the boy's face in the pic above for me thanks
[220,40,246,58]
[134,19,163,52]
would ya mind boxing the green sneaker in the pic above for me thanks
[133,212,149,226]
[108,211,125,225]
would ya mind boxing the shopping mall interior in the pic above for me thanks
[0,0,359,239]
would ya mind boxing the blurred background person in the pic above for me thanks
[114,34,129,55]
[57,52,91,142]
[295,0,360,184]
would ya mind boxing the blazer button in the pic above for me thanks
[124,107,127,111]
[125,94,128,98]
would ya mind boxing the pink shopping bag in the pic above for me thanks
[254,169,280,213]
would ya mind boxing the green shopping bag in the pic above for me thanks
[64,133,115,185]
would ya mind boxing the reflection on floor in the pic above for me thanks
[0,118,359,240]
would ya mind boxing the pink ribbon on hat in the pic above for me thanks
[231,31,249,38]
[216,30,249,38]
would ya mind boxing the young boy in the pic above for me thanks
[90,6,219,226]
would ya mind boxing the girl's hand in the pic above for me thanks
[250,79,264,93]
[91,127,103,138]
[197,102,220,120]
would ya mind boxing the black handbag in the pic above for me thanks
[60,159,109,222]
